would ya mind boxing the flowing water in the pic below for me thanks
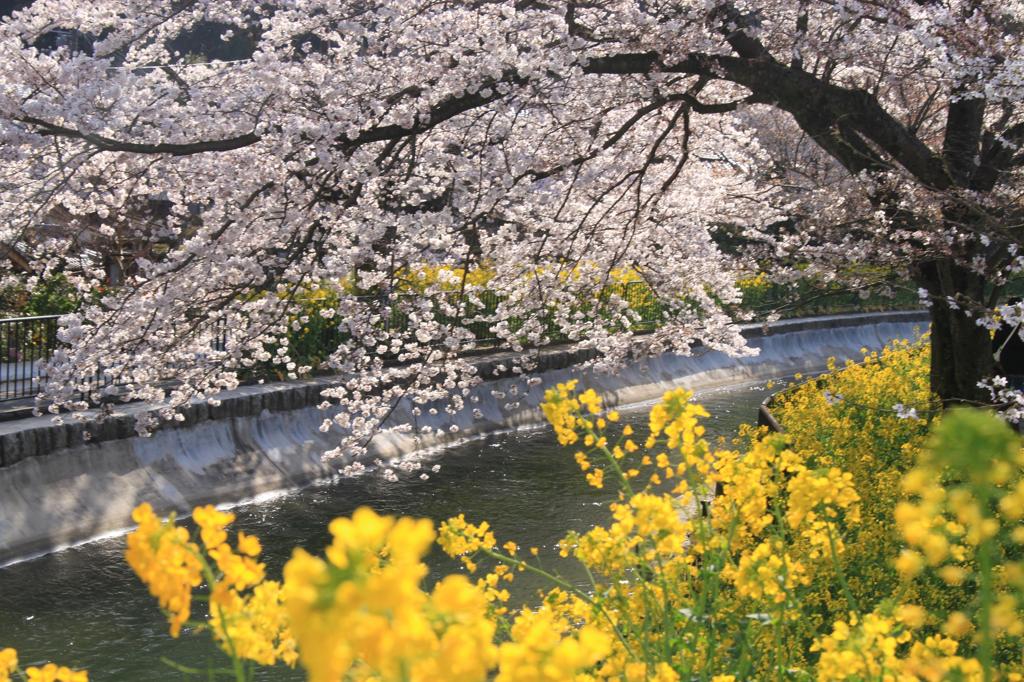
[0,378,782,680]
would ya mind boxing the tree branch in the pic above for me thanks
[585,51,949,188]
[18,115,260,155]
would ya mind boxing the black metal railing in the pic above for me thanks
[0,314,60,402]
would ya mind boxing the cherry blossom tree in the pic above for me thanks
[0,1,1020,450]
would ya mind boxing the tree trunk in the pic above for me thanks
[915,257,993,405]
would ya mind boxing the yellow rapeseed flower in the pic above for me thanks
[285,507,496,682]
[0,649,17,682]
[124,503,203,638]
[23,663,88,682]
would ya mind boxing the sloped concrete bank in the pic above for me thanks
[0,311,927,563]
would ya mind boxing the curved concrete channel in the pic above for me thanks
[0,311,927,564]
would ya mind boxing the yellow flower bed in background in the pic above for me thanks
[5,338,1024,680]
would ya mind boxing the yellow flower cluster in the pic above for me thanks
[397,263,495,294]
[0,649,87,682]
[126,503,296,670]
[541,380,583,446]
[726,539,809,604]
[812,609,985,680]
[0,650,14,682]
[437,513,498,572]
[813,611,914,678]
[496,606,612,682]
[648,387,709,454]
[22,665,89,682]
[785,467,861,557]
[571,492,690,576]
[283,506,497,682]
[210,576,297,667]
[706,433,861,622]
[786,467,860,528]
[124,502,203,637]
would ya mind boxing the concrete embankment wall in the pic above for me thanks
[0,311,927,563]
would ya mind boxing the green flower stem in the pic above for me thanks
[580,418,634,496]
[159,657,238,677]
[826,522,859,614]
[977,535,995,682]
[187,538,249,682]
